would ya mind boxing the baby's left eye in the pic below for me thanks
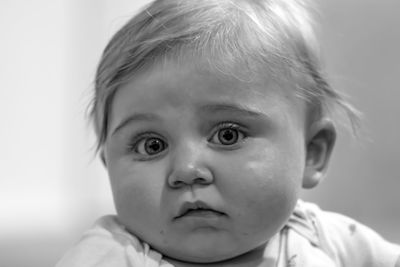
[209,125,246,146]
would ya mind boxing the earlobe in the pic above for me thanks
[100,148,107,167]
[303,119,336,189]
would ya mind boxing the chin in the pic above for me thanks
[155,243,236,263]
[159,241,266,265]
[166,252,235,264]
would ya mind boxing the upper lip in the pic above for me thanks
[175,200,225,219]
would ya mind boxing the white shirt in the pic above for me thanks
[56,200,400,267]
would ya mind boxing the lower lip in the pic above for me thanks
[174,211,226,230]
[182,210,224,218]
[175,210,226,225]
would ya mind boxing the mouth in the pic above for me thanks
[175,201,225,219]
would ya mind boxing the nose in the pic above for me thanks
[167,141,214,188]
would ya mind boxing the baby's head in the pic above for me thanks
[90,0,360,264]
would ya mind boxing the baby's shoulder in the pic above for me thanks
[298,201,400,266]
[56,215,172,267]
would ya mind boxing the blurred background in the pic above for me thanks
[0,0,399,266]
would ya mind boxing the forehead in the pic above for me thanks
[108,58,307,133]
[120,60,273,103]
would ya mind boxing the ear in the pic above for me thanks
[100,147,107,168]
[303,118,336,189]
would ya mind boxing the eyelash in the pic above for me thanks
[127,122,248,159]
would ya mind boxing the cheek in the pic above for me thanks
[107,161,166,222]
[221,143,303,193]
[217,143,304,226]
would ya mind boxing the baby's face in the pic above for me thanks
[103,59,308,263]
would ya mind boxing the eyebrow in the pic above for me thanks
[111,103,266,136]
[200,103,266,118]
[111,113,161,136]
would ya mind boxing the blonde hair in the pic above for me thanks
[90,0,361,151]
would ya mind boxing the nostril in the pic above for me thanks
[171,180,184,188]
[170,177,205,188]
[168,176,211,188]
[194,177,208,184]
[167,164,214,188]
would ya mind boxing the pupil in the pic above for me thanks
[219,129,237,145]
[146,139,162,154]
[223,130,233,140]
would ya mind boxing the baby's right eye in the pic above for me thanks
[129,134,168,158]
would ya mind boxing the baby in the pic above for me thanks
[57,0,400,266]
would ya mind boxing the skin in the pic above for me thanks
[102,59,335,266]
